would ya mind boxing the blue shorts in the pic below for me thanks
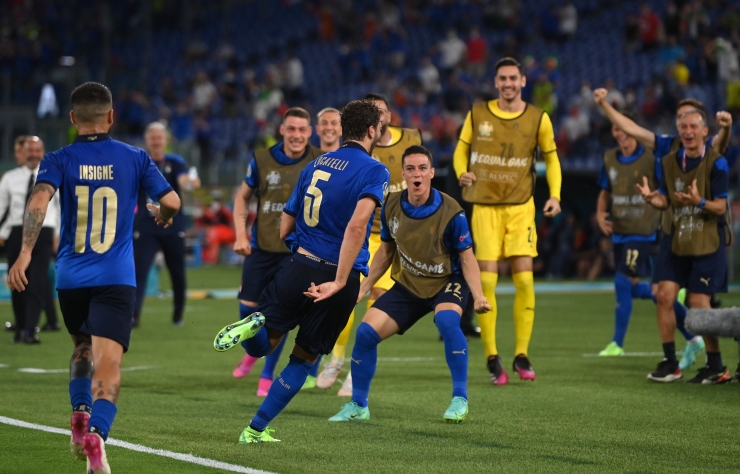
[614,240,654,278]
[372,274,470,335]
[652,234,671,284]
[237,248,291,302]
[58,285,136,352]
[659,230,728,294]
[257,253,361,356]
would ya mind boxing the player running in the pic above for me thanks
[230,108,323,396]
[8,82,180,473]
[318,93,423,395]
[637,108,732,383]
[453,57,562,385]
[593,89,731,377]
[328,145,490,423]
[213,99,389,443]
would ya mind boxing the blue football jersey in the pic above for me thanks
[37,134,173,289]
[135,153,188,233]
[284,142,389,275]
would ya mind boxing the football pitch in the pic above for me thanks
[1,266,739,473]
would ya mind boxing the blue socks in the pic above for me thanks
[239,303,272,358]
[309,355,322,378]
[239,302,257,320]
[250,355,312,431]
[631,281,653,299]
[88,399,117,441]
[69,378,92,412]
[612,273,633,347]
[261,335,288,379]
[435,310,468,400]
[351,323,382,408]
[674,301,694,341]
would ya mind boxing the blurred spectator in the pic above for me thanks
[192,71,217,112]
[540,4,560,42]
[253,69,284,123]
[160,76,178,106]
[623,14,640,53]
[220,69,239,117]
[418,56,442,102]
[215,37,236,66]
[533,73,557,116]
[387,27,407,70]
[466,27,487,80]
[195,190,235,265]
[663,2,680,39]
[380,1,400,29]
[638,4,660,51]
[561,105,590,154]
[559,1,577,41]
[283,52,305,102]
[438,29,466,75]
[715,37,739,84]
[673,58,690,86]
[194,110,212,171]
[657,35,685,72]
[501,34,520,60]
[185,34,208,62]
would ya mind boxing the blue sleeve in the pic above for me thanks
[170,156,188,177]
[443,212,473,251]
[245,157,259,189]
[283,168,304,217]
[359,164,390,207]
[140,151,174,200]
[710,157,729,198]
[596,164,610,191]
[658,162,668,195]
[654,134,675,160]
[36,151,63,190]
[380,205,393,242]
[654,154,663,188]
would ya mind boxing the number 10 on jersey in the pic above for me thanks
[75,185,118,254]
[303,170,331,227]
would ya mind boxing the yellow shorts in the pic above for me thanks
[368,232,394,291]
[471,198,537,262]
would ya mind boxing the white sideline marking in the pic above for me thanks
[0,364,8,368]
[0,416,277,474]
[582,352,677,358]
[15,366,155,374]
[344,357,438,362]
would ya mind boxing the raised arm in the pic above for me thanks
[712,111,732,155]
[594,88,656,148]
[8,183,55,291]
[233,182,255,255]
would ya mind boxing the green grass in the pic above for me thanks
[1,269,739,473]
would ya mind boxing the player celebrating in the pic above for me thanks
[318,93,422,394]
[637,109,731,383]
[328,145,490,423]
[453,57,562,384]
[133,122,200,328]
[213,99,389,443]
[231,108,323,396]
[316,107,342,152]
[8,82,180,473]
[593,90,731,376]
[595,119,668,355]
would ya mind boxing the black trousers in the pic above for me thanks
[133,229,187,322]
[7,226,54,336]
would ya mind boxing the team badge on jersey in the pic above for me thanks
[609,167,618,184]
[266,171,281,186]
[388,216,400,236]
[478,121,494,137]
[674,178,684,192]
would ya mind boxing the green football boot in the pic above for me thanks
[679,337,705,370]
[328,402,370,422]
[301,375,317,390]
[677,288,687,306]
[599,341,625,357]
[213,312,265,352]
[238,426,280,443]
[443,396,469,423]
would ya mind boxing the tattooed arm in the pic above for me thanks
[7,183,55,291]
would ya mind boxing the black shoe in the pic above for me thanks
[710,294,722,309]
[732,364,740,383]
[41,323,61,332]
[647,359,682,382]
[512,354,536,381]
[462,326,481,338]
[23,334,41,344]
[686,365,731,384]
[487,355,508,385]
[5,322,15,332]
[11,332,22,344]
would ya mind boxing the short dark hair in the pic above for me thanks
[71,82,113,124]
[284,107,311,125]
[676,98,707,116]
[494,57,523,75]
[340,100,380,142]
[14,135,28,147]
[402,145,433,166]
[363,93,390,109]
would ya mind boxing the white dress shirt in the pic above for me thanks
[0,165,61,240]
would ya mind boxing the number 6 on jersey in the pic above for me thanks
[303,170,331,227]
